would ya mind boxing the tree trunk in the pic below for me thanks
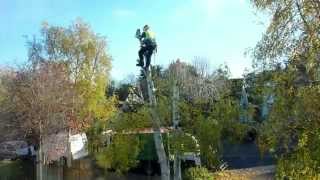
[37,145,43,180]
[172,81,182,180]
[173,155,182,180]
[38,121,43,180]
[144,69,170,180]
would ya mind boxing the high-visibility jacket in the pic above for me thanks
[141,30,156,47]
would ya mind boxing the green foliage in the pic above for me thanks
[170,60,244,169]
[91,59,243,173]
[179,97,244,169]
[258,85,320,178]
[137,133,160,161]
[251,0,320,70]
[112,107,152,131]
[196,118,222,169]
[2,19,116,142]
[88,106,152,172]
[276,142,320,179]
[184,167,213,180]
[36,20,115,130]
[95,135,141,174]
[212,98,247,142]
[169,131,200,156]
[156,95,172,126]
[276,128,320,179]
[86,119,108,153]
[251,0,320,178]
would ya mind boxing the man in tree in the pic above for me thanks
[136,25,157,69]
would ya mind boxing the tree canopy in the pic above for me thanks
[251,0,320,178]
[2,20,116,142]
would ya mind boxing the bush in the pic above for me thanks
[184,167,213,180]
[276,154,320,180]
[276,132,320,179]
[94,135,141,174]
[258,86,320,178]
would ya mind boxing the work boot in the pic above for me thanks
[136,63,144,67]
[136,59,144,67]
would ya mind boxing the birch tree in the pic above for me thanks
[251,0,320,178]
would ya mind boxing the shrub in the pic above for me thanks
[184,167,213,180]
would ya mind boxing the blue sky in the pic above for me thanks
[0,0,269,80]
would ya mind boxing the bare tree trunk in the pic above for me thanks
[172,81,182,180]
[173,155,181,180]
[37,142,43,180]
[144,69,170,180]
[38,119,43,180]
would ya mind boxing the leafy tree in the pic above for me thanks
[3,20,116,158]
[87,99,151,174]
[90,59,243,176]
[251,0,320,178]
[251,0,320,75]
[163,60,244,170]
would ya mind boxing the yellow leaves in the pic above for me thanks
[61,36,72,54]
[31,20,114,132]
[298,133,309,148]
[95,96,118,121]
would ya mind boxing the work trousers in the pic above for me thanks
[138,45,155,69]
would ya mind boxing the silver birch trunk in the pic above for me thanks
[144,69,170,180]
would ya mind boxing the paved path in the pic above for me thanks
[215,165,275,180]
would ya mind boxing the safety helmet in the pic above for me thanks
[143,25,149,31]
